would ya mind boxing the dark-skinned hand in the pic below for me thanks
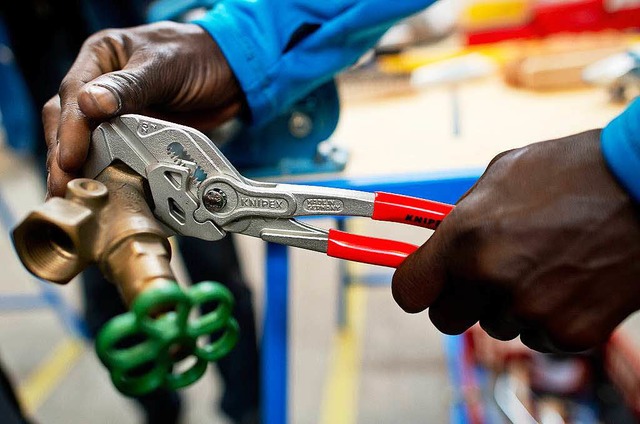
[43,21,244,198]
[392,129,640,353]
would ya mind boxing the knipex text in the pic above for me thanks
[240,198,286,209]
[405,214,441,228]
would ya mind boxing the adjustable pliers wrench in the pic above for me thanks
[85,114,455,268]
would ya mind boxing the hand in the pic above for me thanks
[392,130,640,353]
[43,21,244,197]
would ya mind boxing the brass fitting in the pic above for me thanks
[12,163,176,306]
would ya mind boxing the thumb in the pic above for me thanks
[78,69,152,119]
[391,226,450,314]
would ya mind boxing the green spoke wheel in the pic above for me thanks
[95,280,239,396]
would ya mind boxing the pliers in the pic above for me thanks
[85,114,454,268]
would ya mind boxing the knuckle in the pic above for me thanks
[448,213,482,248]
[57,77,78,99]
[108,70,142,89]
[446,211,531,289]
[85,28,124,50]
[549,318,612,352]
[42,97,58,114]
[486,148,516,168]
[105,71,148,105]
[449,220,493,271]
[427,206,469,253]
[513,279,567,322]
[484,146,530,181]
[478,247,531,288]
[516,297,555,322]
[429,308,467,335]
[548,326,596,352]
[484,147,525,175]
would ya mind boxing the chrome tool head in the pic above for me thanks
[85,114,246,241]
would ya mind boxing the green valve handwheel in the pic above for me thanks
[95,280,239,396]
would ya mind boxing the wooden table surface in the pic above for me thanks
[332,62,627,179]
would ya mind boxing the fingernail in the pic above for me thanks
[86,85,121,114]
[45,175,52,200]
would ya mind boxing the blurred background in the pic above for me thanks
[2,0,640,423]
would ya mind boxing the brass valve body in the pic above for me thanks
[12,163,176,306]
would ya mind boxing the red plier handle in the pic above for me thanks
[327,192,454,268]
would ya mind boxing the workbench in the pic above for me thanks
[256,62,629,424]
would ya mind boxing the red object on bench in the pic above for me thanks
[464,0,640,46]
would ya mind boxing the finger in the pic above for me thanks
[68,63,163,172]
[456,149,516,204]
[479,313,521,341]
[55,32,127,172]
[77,71,145,120]
[392,223,452,313]
[46,158,76,199]
[543,303,627,353]
[55,104,93,173]
[427,283,490,335]
[41,97,74,199]
[77,50,168,120]
[519,329,563,354]
[42,96,61,154]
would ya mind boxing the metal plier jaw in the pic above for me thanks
[85,114,454,268]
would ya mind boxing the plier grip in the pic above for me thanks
[85,114,455,269]
[327,192,453,267]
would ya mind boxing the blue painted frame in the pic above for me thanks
[260,168,483,424]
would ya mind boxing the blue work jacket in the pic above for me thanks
[193,0,640,203]
[192,0,436,126]
[602,98,640,203]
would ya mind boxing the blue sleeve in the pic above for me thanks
[601,98,640,203]
[192,0,435,127]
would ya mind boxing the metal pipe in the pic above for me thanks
[12,163,177,306]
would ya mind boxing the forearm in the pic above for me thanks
[601,98,640,203]
[192,0,435,126]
